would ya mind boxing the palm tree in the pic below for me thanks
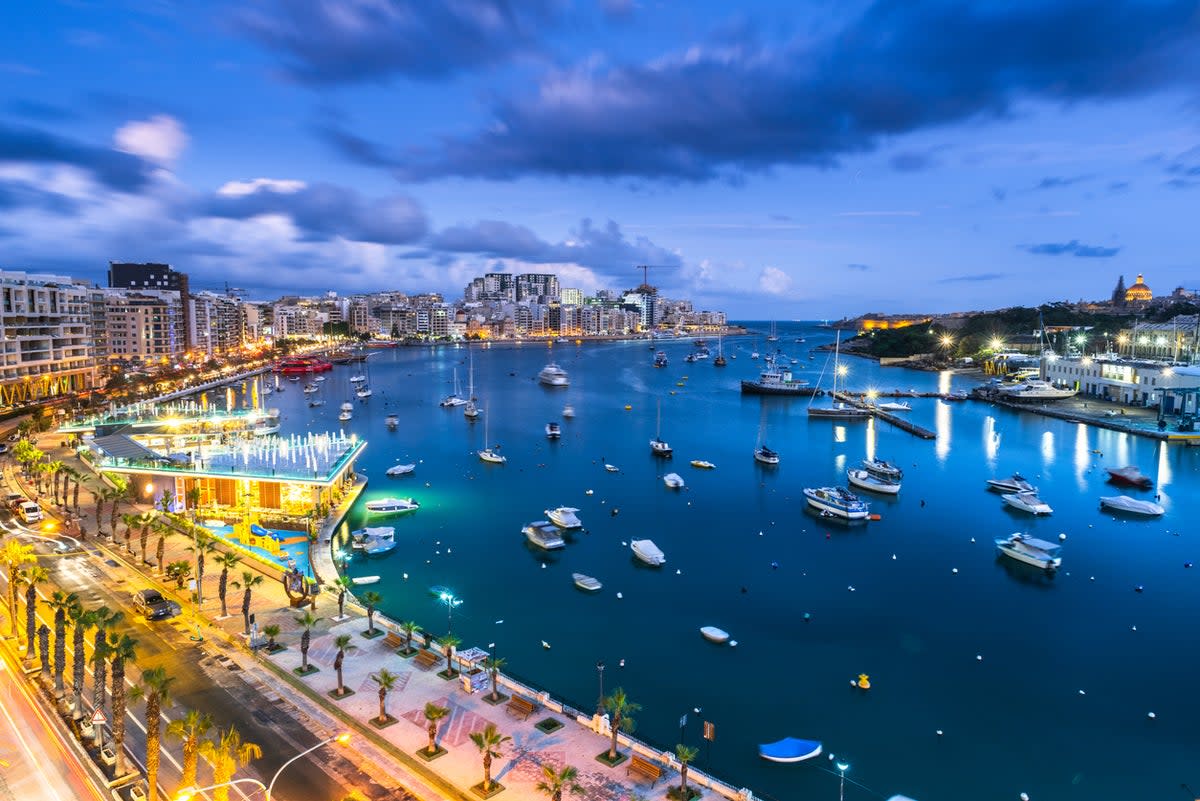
[1,540,35,638]
[371,668,399,724]
[166,709,212,790]
[214,551,241,618]
[469,722,511,794]
[423,701,449,754]
[96,485,122,539]
[68,604,95,718]
[675,744,699,799]
[603,688,641,762]
[263,623,281,652]
[46,459,63,505]
[232,571,264,635]
[332,633,355,696]
[333,575,354,619]
[440,633,461,677]
[49,590,79,697]
[20,565,49,661]
[360,590,382,635]
[399,620,420,655]
[119,512,140,554]
[107,631,138,774]
[138,667,174,801]
[73,472,89,517]
[295,611,321,673]
[152,518,172,573]
[189,533,219,605]
[37,622,50,675]
[166,560,192,589]
[90,607,122,741]
[198,725,262,801]
[137,512,156,564]
[536,763,585,801]
[60,466,81,514]
[106,474,129,536]
[484,656,506,701]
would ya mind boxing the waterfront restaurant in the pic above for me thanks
[1045,356,1200,415]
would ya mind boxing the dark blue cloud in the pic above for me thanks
[236,0,560,83]
[1024,240,1121,258]
[889,149,941,172]
[344,0,1200,182]
[1164,146,1200,189]
[847,263,872,271]
[1034,174,1092,190]
[6,99,78,122]
[0,120,155,191]
[937,272,1005,283]
[0,179,80,215]
[202,182,428,244]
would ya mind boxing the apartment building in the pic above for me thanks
[104,289,186,364]
[0,270,97,406]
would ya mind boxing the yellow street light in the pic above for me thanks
[940,335,954,348]
[989,337,1004,351]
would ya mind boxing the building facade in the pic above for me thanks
[104,289,186,364]
[0,270,97,406]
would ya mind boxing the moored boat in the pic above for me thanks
[545,422,561,439]
[690,460,716,469]
[803,486,869,519]
[700,626,730,644]
[363,539,396,556]
[572,573,602,592]
[1002,491,1053,515]
[862,458,903,480]
[365,497,420,515]
[987,473,1037,494]
[538,363,570,387]
[663,472,685,489]
[545,506,582,528]
[562,405,576,418]
[1106,465,1153,489]
[758,738,823,763]
[631,539,666,566]
[523,521,566,550]
[351,576,380,585]
[995,532,1062,570]
[1100,495,1165,516]
[847,469,900,495]
[877,401,912,412]
[740,361,815,396]
[604,464,620,473]
[386,463,415,477]
[338,410,352,422]
[385,414,399,428]
[754,445,780,465]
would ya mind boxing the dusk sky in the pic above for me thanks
[2,1,1198,317]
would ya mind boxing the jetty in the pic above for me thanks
[833,392,938,439]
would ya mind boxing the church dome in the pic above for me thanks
[1125,273,1152,301]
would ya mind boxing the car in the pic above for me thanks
[0,444,9,454]
[132,589,173,620]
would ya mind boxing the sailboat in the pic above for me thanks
[440,368,467,407]
[463,354,480,420]
[478,406,505,464]
[766,320,779,343]
[650,398,673,457]
[714,332,727,367]
[808,331,870,420]
[754,403,780,464]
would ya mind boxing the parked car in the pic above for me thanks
[132,589,173,620]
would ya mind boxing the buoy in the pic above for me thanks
[542,640,551,649]
[675,569,681,575]
[803,612,811,622]
[1131,625,1137,631]
[402,573,408,580]
[1059,533,1067,541]
[624,405,632,410]
[1020,794,1030,801]
[1147,712,1156,719]
[729,640,738,647]
[847,586,856,592]
[1135,585,1144,593]
[541,563,546,569]
[619,659,625,667]
[1185,562,1193,568]
[970,537,975,543]
[936,729,943,736]
[585,489,594,495]
[856,673,871,690]
[952,568,959,574]
[616,592,623,599]
[1079,689,1086,695]
[771,561,779,570]
[892,554,897,560]
[869,513,882,521]
[976,654,983,661]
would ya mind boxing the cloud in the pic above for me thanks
[347,0,1200,182]
[889,149,941,172]
[846,263,871,271]
[1164,146,1200,189]
[217,177,306,197]
[937,273,1005,283]
[0,179,80,215]
[236,0,560,83]
[1023,240,1121,258]
[836,210,920,217]
[6,99,77,122]
[114,115,189,166]
[599,0,635,20]
[758,266,792,295]
[0,120,157,192]
[1033,174,1092,190]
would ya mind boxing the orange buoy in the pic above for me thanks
[624,404,632,410]
[869,513,882,521]
[857,673,871,690]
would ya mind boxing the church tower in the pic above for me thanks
[1111,275,1127,307]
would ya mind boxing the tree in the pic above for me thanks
[469,722,511,794]
[360,590,382,636]
[1,540,35,638]
[603,688,641,761]
[333,575,354,619]
[20,565,49,661]
[119,512,140,554]
[90,608,121,738]
[440,633,462,678]
[536,763,585,801]
[263,624,281,652]
[166,709,212,791]
[332,633,355,696]
[215,551,241,617]
[188,533,219,605]
[46,459,63,505]
[198,725,262,801]
[68,604,95,718]
[232,571,264,635]
[153,518,172,573]
[138,667,174,801]
[295,610,321,672]
[484,656,506,702]
[674,744,699,800]
[107,630,138,774]
[166,560,192,589]
[423,701,449,755]
[137,512,155,564]
[37,622,50,675]
[399,620,420,654]
[371,668,399,723]
[49,590,79,697]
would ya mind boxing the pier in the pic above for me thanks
[834,392,939,439]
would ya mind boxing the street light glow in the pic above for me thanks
[989,337,1004,350]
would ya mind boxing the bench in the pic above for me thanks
[626,754,663,786]
[382,631,405,650]
[505,695,537,720]
[413,649,441,670]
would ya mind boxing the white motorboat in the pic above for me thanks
[314,375,325,382]
[303,384,319,394]
[350,576,380,585]
[690,460,716,469]
[538,363,570,387]
[545,422,561,439]
[998,379,1077,402]
[340,402,354,412]
[847,469,900,495]
[572,573,602,592]
[338,410,353,422]
[663,472,685,489]
[862,458,903,480]
[349,374,366,383]
[386,463,416,477]
[545,506,583,529]
[351,526,395,549]
[308,399,325,407]
[1002,491,1053,515]
[631,539,666,566]
[754,445,779,465]
[365,497,420,515]
[440,368,468,407]
[385,414,399,428]
[877,401,912,412]
[995,533,1062,570]
[562,405,576,418]
[356,387,373,399]
[523,521,566,550]
[604,464,619,473]
[803,486,870,519]
[1100,495,1165,516]
[700,626,730,644]
[987,473,1037,494]
[363,539,396,556]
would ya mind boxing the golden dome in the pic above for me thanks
[1125,273,1152,301]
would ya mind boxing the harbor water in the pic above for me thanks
[229,323,1198,801]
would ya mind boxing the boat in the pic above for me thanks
[478,407,506,464]
[303,384,319,394]
[440,368,468,407]
[754,445,779,465]
[765,321,779,343]
[700,626,730,644]
[653,351,668,368]
[463,355,480,419]
[713,333,727,367]
[314,375,325,382]
[987,473,1037,494]
[631,539,666,566]
[538,363,570,387]
[340,402,354,412]
[572,573,602,592]
[1106,466,1153,489]
[690,460,716,469]
[995,533,1062,570]
[523,521,566,550]
[308,399,325,407]
[808,332,871,420]
[562,405,576,419]
[351,526,395,549]
[847,469,900,495]
[758,738,823,763]
[740,360,816,396]
[604,464,620,473]
[385,414,399,428]
[877,401,912,412]
[203,519,226,528]
[1100,495,1165,516]
[386,463,416,477]
[862,458,903,481]
[545,422,561,439]
[753,406,779,465]
[349,374,366,383]
[650,398,673,457]
[350,576,380,585]
[338,410,353,422]
[363,539,396,556]
[365,497,420,515]
[356,386,373,399]
[750,343,760,360]
[663,472,685,489]
[1002,491,1053,515]
[803,486,870,519]
[545,506,582,528]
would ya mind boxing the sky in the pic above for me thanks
[1,0,1199,318]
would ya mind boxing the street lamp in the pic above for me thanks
[174,733,350,801]
[438,591,461,635]
[596,660,606,714]
[836,761,850,801]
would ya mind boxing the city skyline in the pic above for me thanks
[2,1,1199,316]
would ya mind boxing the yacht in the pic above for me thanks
[653,351,669,368]
[308,399,324,408]
[351,526,395,549]
[538,363,570,387]
[545,506,582,529]
[604,463,620,473]
[847,469,900,495]
[545,422,561,439]
[356,386,373,399]
[562,405,576,419]
[862,458,903,481]
[386,463,416,477]
[338,410,353,422]
[877,401,912,412]
[463,356,479,418]
[995,533,1062,570]
[740,361,816,396]
[572,573,602,592]
[987,473,1037,494]
[385,414,399,429]
[1002,491,1053,515]
[808,331,871,420]
[363,539,396,557]
[314,375,325,382]
[690,460,716,469]
[365,497,420,515]
[340,402,354,412]
[1100,495,1165,516]
[440,368,468,407]
[523,520,566,550]
[803,486,870,519]
[631,539,666,566]
[1106,466,1153,489]
[753,445,780,465]
[478,408,506,464]
[663,472,685,489]
[998,379,1077,402]
[303,384,319,394]
[650,398,672,457]
[349,374,366,383]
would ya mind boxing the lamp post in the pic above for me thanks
[595,660,605,714]
[438,591,460,635]
[836,761,850,801]
[175,733,350,801]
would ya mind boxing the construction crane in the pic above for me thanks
[635,264,675,293]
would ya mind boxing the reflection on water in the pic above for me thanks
[1115,432,1130,469]
[935,400,951,462]
[865,417,877,462]
[1074,424,1090,489]
[834,451,846,474]
[983,415,999,466]
[1156,442,1172,489]
[1041,430,1055,466]
[938,370,952,395]
[834,425,846,444]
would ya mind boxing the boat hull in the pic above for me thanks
[847,470,900,495]
[740,381,817,396]
[996,542,1061,570]
[803,488,869,519]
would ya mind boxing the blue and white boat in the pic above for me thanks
[757,737,823,763]
[803,486,869,519]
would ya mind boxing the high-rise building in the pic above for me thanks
[561,287,583,306]
[103,289,186,364]
[0,270,97,406]
[108,262,192,348]
[516,273,559,303]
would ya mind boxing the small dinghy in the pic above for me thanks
[663,472,685,489]
[700,626,730,644]
[758,737,823,763]
[351,576,380,585]
[572,573,602,592]
[386,463,416,477]
[690,460,716,469]
[604,464,620,473]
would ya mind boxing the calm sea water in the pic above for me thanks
[230,323,1198,801]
